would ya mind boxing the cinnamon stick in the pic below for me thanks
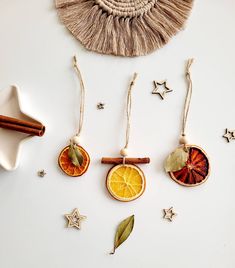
[101,157,150,165]
[0,115,45,137]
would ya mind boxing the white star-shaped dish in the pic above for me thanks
[0,86,44,171]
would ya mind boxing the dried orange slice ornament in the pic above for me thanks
[58,56,90,177]
[165,59,210,187]
[106,164,146,202]
[59,143,90,177]
[166,145,209,187]
[101,73,150,201]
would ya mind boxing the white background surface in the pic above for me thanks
[0,1,235,267]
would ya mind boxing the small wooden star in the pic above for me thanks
[163,207,177,222]
[37,170,46,177]
[65,208,86,230]
[223,128,235,143]
[97,102,105,110]
[152,80,173,100]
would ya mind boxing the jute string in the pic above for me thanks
[73,55,85,137]
[181,58,194,138]
[124,72,138,149]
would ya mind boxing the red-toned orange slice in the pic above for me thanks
[58,145,90,177]
[169,145,210,187]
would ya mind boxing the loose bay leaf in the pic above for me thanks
[110,215,134,255]
[68,144,84,167]
[164,147,189,172]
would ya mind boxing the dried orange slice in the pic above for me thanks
[106,164,146,202]
[169,145,210,187]
[58,145,90,177]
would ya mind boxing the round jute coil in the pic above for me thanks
[55,0,194,57]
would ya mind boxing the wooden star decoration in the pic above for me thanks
[65,208,86,230]
[97,102,105,110]
[152,80,173,100]
[163,207,177,222]
[223,128,235,143]
[37,170,46,177]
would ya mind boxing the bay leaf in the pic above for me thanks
[68,144,84,167]
[110,215,134,255]
[164,147,189,172]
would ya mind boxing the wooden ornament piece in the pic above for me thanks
[152,80,173,100]
[65,208,86,230]
[37,170,46,178]
[55,0,194,57]
[97,103,105,110]
[163,207,177,222]
[223,128,235,143]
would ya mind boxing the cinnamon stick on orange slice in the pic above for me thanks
[58,145,90,177]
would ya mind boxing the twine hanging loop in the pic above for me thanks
[72,55,85,139]
[120,73,138,158]
[180,58,194,145]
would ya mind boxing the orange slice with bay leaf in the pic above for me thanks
[58,144,90,177]
[165,145,210,187]
[106,164,146,202]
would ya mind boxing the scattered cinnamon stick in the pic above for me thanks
[101,157,150,165]
[0,115,45,137]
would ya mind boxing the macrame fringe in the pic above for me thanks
[55,0,194,57]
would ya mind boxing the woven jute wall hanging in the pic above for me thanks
[55,0,194,57]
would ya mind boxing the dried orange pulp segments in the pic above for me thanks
[106,164,146,202]
[58,145,90,177]
[169,145,210,187]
